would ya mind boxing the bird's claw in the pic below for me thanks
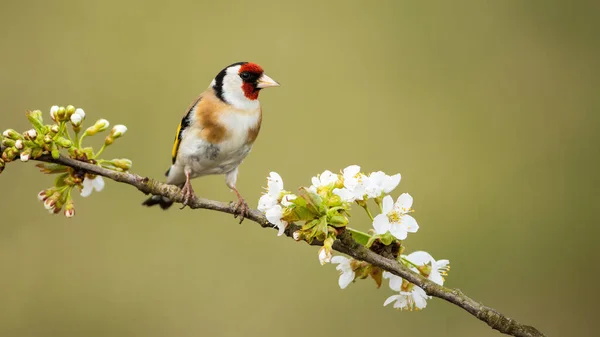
[179,183,196,209]
[232,198,249,224]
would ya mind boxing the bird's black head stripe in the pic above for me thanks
[212,61,248,102]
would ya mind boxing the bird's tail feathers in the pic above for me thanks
[142,195,174,210]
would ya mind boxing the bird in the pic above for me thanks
[142,61,279,220]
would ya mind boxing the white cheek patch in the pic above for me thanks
[221,65,260,110]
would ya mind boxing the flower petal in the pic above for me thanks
[397,193,413,211]
[412,287,429,309]
[333,188,355,202]
[92,176,105,192]
[276,222,287,236]
[265,205,283,224]
[383,294,401,307]
[382,195,394,213]
[80,178,94,197]
[389,223,408,240]
[401,215,419,233]
[406,251,434,266]
[343,165,361,178]
[384,173,401,193]
[338,270,355,289]
[372,214,391,235]
[387,274,403,292]
[267,172,283,196]
[331,256,349,265]
[257,194,276,212]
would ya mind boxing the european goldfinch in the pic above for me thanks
[142,62,279,219]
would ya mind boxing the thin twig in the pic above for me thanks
[22,154,545,337]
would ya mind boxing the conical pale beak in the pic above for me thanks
[256,74,280,88]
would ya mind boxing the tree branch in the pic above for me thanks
[27,154,544,337]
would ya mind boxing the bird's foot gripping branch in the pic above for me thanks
[0,106,545,337]
[1,105,130,217]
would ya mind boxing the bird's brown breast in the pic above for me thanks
[194,90,262,146]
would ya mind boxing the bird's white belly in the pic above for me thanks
[178,135,252,177]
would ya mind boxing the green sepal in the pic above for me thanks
[25,110,45,130]
[51,144,60,159]
[379,232,395,246]
[36,162,68,174]
[54,172,69,187]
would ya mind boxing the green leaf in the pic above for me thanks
[347,228,371,246]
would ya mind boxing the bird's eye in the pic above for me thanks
[240,72,251,80]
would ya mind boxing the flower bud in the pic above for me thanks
[0,158,4,174]
[3,129,21,140]
[51,148,60,159]
[50,124,60,134]
[64,199,75,218]
[84,119,110,136]
[111,125,127,138]
[20,148,31,162]
[50,106,59,122]
[56,106,66,121]
[14,139,24,150]
[24,129,37,140]
[70,112,83,126]
[111,158,132,171]
[74,108,85,120]
[65,105,76,117]
[2,138,15,147]
[55,137,72,148]
[318,246,333,265]
[293,231,302,241]
[43,135,53,144]
[38,189,50,201]
[31,148,43,159]
[2,148,17,162]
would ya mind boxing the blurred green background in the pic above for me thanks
[1,1,599,336]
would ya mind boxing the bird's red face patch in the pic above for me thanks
[239,63,264,100]
[240,63,263,75]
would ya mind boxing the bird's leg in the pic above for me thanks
[231,186,249,223]
[225,168,248,223]
[180,168,196,209]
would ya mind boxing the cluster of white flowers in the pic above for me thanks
[260,165,415,242]
[381,251,449,310]
[257,172,297,236]
[257,165,450,311]
[308,165,401,203]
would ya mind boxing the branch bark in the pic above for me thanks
[26,154,545,337]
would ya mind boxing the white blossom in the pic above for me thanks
[382,271,429,310]
[372,193,419,240]
[257,172,294,236]
[265,204,288,236]
[80,176,105,197]
[405,251,450,285]
[332,165,368,202]
[257,172,284,212]
[365,171,401,198]
[309,169,340,193]
[331,256,355,289]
